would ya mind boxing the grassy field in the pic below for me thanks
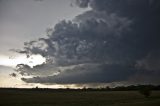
[0,89,160,106]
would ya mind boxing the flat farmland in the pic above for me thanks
[0,89,160,106]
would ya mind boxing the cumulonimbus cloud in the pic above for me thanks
[14,0,160,85]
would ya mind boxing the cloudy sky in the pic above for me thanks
[0,0,160,88]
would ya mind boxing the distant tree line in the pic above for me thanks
[0,85,160,91]
[101,85,160,91]
[1,85,158,98]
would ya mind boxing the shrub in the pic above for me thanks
[139,87,152,98]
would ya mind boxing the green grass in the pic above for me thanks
[0,90,160,106]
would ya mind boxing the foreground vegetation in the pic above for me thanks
[0,88,160,106]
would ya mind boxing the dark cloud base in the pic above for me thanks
[14,0,160,85]
[22,64,136,84]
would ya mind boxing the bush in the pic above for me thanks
[139,87,152,98]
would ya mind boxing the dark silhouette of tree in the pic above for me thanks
[139,86,152,98]
[35,86,39,89]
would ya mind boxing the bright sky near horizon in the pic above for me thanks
[0,0,88,88]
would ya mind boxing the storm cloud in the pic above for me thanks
[15,0,160,85]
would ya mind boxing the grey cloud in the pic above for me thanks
[14,0,160,85]
[76,0,160,17]
[19,15,132,66]
[75,0,90,8]
[136,50,160,71]
[15,63,59,77]
[21,64,136,84]
[128,69,160,84]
